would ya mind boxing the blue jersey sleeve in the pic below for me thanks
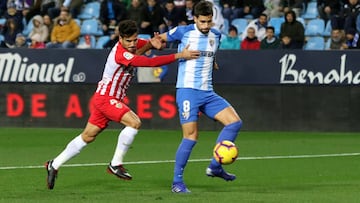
[167,24,195,42]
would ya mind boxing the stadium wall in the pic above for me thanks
[0,49,359,132]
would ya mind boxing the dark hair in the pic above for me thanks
[266,26,275,32]
[229,25,238,34]
[259,13,267,18]
[118,20,138,37]
[193,0,213,17]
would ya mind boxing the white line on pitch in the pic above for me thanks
[1,152,360,170]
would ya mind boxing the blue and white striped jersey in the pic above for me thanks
[167,24,221,91]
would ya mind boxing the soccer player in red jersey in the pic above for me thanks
[45,20,200,190]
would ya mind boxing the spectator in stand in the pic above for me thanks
[331,0,360,32]
[28,14,48,48]
[241,27,260,50]
[240,0,265,19]
[127,0,145,30]
[263,0,282,18]
[260,26,280,49]
[279,10,305,49]
[100,0,128,36]
[182,0,197,25]
[163,0,186,32]
[220,0,243,22]
[174,0,186,9]
[328,29,346,50]
[279,0,304,18]
[206,0,225,32]
[4,0,24,31]
[242,13,268,41]
[0,1,7,17]
[342,27,360,49]
[15,33,28,48]
[0,18,23,48]
[219,25,240,50]
[46,8,80,48]
[103,25,119,49]
[317,0,341,23]
[42,14,53,41]
[24,0,42,24]
[45,0,84,20]
[40,0,57,18]
[139,0,166,35]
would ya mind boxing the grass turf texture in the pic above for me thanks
[0,128,360,203]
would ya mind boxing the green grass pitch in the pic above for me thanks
[0,128,360,203]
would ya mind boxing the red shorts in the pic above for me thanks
[88,94,131,129]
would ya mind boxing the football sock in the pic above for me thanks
[173,138,196,183]
[111,126,138,166]
[52,135,87,170]
[209,121,242,169]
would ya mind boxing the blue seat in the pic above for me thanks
[231,18,248,37]
[268,17,285,36]
[222,18,229,34]
[305,19,325,36]
[95,35,111,49]
[0,34,4,43]
[301,2,318,19]
[80,19,103,36]
[78,2,100,19]
[325,37,331,50]
[74,18,81,26]
[297,17,306,27]
[0,18,6,26]
[304,36,325,50]
[322,20,332,37]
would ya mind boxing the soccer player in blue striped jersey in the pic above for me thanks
[158,0,243,193]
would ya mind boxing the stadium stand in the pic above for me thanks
[95,35,110,49]
[80,19,103,36]
[77,1,100,19]
[301,1,318,20]
[231,18,248,38]
[322,20,332,37]
[268,17,284,36]
[304,36,325,50]
[78,35,96,48]
[305,18,325,36]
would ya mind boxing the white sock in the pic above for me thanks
[110,127,138,166]
[52,135,87,170]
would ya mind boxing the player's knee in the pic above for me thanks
[81,130,99,143]
[227,120,242,132]
[129,119,142,129]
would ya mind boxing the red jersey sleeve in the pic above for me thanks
[136,39,148,49]
[114,43,177,67]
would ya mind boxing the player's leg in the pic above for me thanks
[107,110,141,180]
[172,121,198,193]
[172,88,201,193]
[46,122,102,189]
[202,94,242,181]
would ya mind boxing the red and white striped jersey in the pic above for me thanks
[95,40,177,100]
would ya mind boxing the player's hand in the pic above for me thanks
[176,45,200,60]
[213,61,219,70]
[150,33,163,50]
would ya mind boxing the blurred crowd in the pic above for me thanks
[0,0,359,50]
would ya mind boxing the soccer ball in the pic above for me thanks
[213,140,238,165]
